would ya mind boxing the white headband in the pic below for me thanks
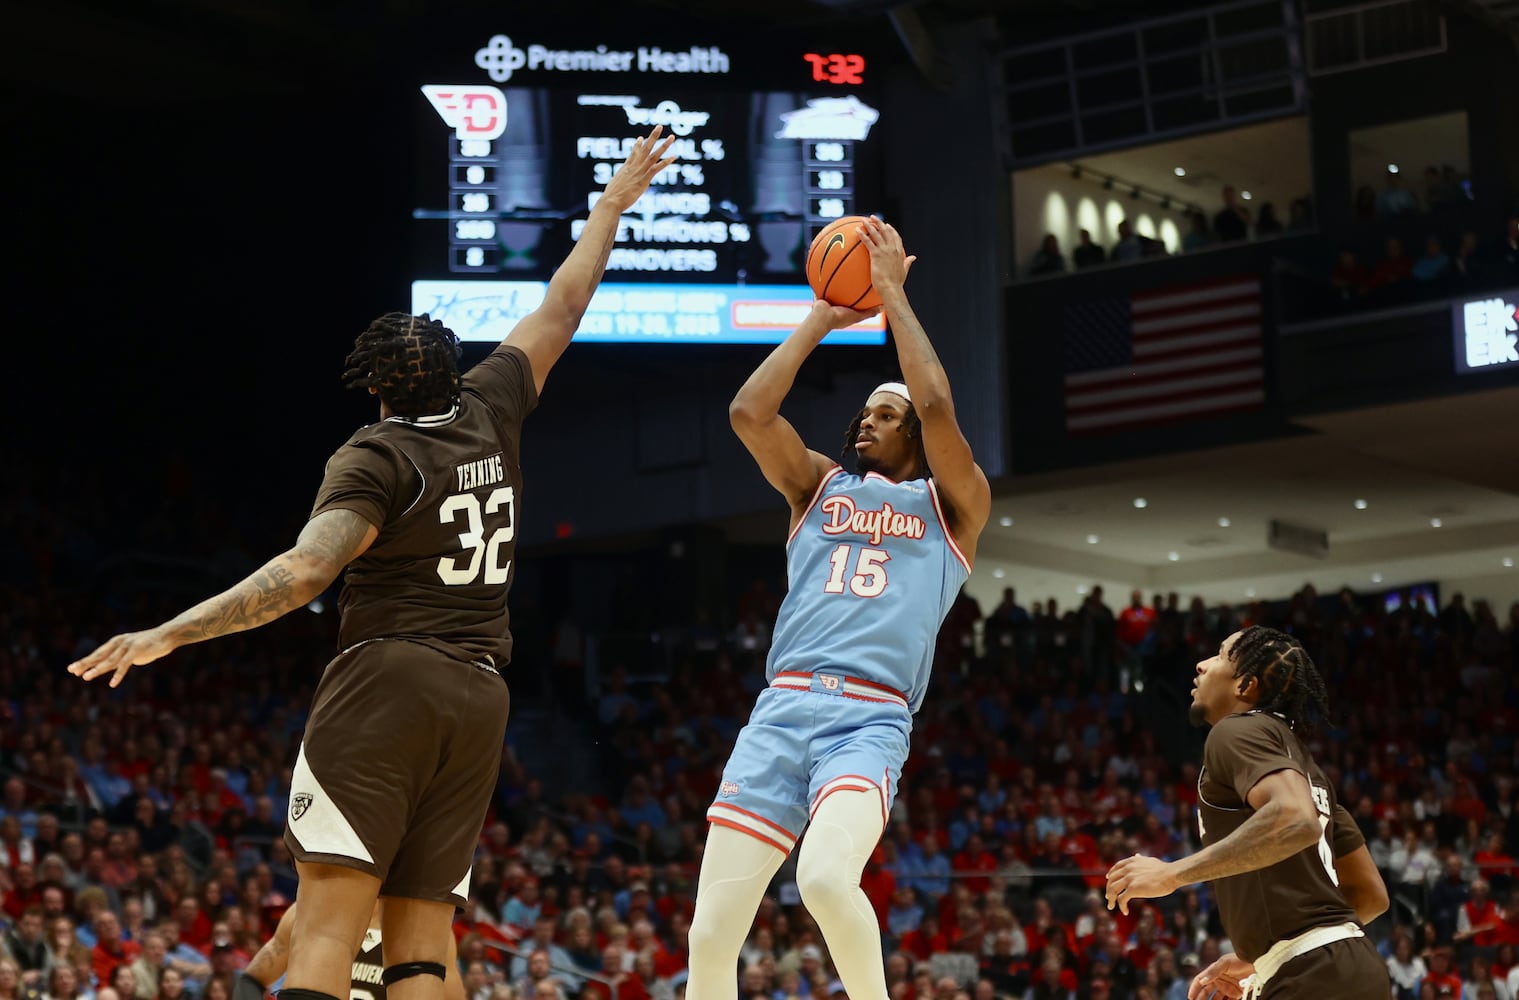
[871,381,911,403]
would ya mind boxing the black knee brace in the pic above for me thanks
[382,962,448,986]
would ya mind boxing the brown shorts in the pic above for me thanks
[1262,935,1388,1000]
[283,638,510,905]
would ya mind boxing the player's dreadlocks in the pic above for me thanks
[839,398,932,480]
[341,312,463,419]
[1227,625,1332,735]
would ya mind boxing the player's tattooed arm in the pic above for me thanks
[1174,769,1322,884]
[68,509,377,687]
[166,510,377,641]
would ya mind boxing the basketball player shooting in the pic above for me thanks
[1103,627,1390,999]
[686,216,990,1000]
[67,127,676,1000]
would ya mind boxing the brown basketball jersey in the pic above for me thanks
[349,926,386,1000]
[1196,711,1361,962]
[312,345,537,666]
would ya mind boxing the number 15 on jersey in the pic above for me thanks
[823,544,891,598]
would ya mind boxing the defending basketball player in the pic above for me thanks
[68,127,677,1000]
[687,216,990,1000]
[1103,627,1390,1000]
[235,902,464,1000]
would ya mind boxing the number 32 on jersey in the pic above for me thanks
[437,487,515,585]
[823,543,891,598]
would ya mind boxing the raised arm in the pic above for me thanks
[729,301,870,519]
[857,218,991,562]
[68,509,377,687]
[504,127,677,396]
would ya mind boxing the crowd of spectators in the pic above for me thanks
[5,478,1519,1000]
[1292,162,1518,318]
[1028,185,1315,278]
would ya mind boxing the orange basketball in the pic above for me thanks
[805,215,881,311]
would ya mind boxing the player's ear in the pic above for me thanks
[1236,675,1260,702]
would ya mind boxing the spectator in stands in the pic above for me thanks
[1378,168,1418,218]
[1212,186,1250,243]
[1072,230,1105,270]
[1369,237,1415,292]
[2,907,49,987]
[1499,216,1519,282]
[89,911,138,991]
[1110,221,1142,263]
[1254,203,1283,238]
[502,878,543,933]
[513,951,566,1000]
[1331,249,1369,302]
[125,933,164,1000]
[45,963,87,1000]
[0,957,21,1000]
[1288,197,1314,231]
[1115,590,1156,691]
[511,918,580,991]
[1455,879,1501,950]
[1451,232,1486,287]
[1431,855,1473,943]
[1389,936,1428,1000]
[158,969,187,1000]
[1425,948,1463,997]
[1030,235,1066,277]
[1355,185,1378,222]
[1413,235,1452,284]
[1180,211,1212,252]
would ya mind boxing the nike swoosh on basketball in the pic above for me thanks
[818,232,846,272]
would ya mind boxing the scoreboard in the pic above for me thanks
[410,29,888,345]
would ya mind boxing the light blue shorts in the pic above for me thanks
[706,671,911,853]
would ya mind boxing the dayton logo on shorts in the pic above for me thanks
[422,85,508,141]
[291,793,313,821]
[719,780,740,798]
[820,675,841,690]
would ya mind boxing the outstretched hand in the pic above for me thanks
[1105,854,1180,914]
[856,216,916,292]
[67,627,176,688]
[598,126,678,213]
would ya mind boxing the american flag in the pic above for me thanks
[1062,276,1264,434]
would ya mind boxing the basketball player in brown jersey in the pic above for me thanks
[1103,626,1390,999]
[68,127,677,1000]
[236,902,464,1000]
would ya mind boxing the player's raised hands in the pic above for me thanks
[810,299,879,331]
[856,216,916,293]
[67,626,176,688]
[598,126,678,213]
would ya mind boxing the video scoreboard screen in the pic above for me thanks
[411,29,888,345]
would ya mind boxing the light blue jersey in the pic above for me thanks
[768,468,970,711]
[707,467,970,849]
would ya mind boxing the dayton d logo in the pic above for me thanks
[291,793,313,821]
[422,85,508,141]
